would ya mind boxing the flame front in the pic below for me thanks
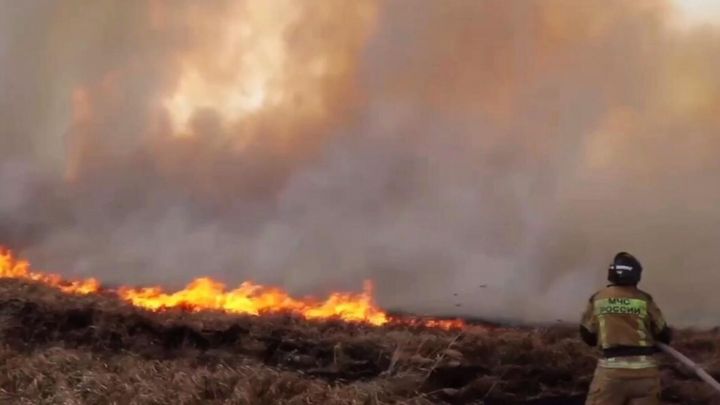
[0,249,100,295]
[0,247,461,329]
[118,277,388,326]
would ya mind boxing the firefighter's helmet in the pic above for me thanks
[607,252,643,285]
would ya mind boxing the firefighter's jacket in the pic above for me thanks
[580,285,671,368]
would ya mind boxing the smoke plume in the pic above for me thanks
[2,0,720,325]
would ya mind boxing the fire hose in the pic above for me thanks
[657,342,720,394]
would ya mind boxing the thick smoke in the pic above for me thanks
[1,0,720,325]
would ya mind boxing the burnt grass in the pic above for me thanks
[0,280,718,404]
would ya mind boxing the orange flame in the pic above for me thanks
[0,247,462,329]
[117,278,388,326]
[0,249,101,295]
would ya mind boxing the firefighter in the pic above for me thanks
[580,252,672,405]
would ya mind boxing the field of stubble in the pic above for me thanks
[0,279,717,404]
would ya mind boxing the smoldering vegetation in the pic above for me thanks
[0,279,717,404]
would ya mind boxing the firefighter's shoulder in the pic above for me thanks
[635,288,654,302]
[589,285,618,300]
[587,289,605,302]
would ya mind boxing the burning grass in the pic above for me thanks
[0,280,718,404]
[0,248,462,329]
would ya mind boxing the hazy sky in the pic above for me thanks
[673,0,720,26]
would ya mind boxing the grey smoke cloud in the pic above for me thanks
[1,0,719,326]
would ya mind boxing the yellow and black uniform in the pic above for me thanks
[580,285,671,405]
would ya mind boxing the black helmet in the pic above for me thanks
[607,252,643,285]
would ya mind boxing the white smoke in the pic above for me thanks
[1,0,720,326]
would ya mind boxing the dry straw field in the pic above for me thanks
[0,279,717,404]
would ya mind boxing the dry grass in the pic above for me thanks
[0,279,717,404]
